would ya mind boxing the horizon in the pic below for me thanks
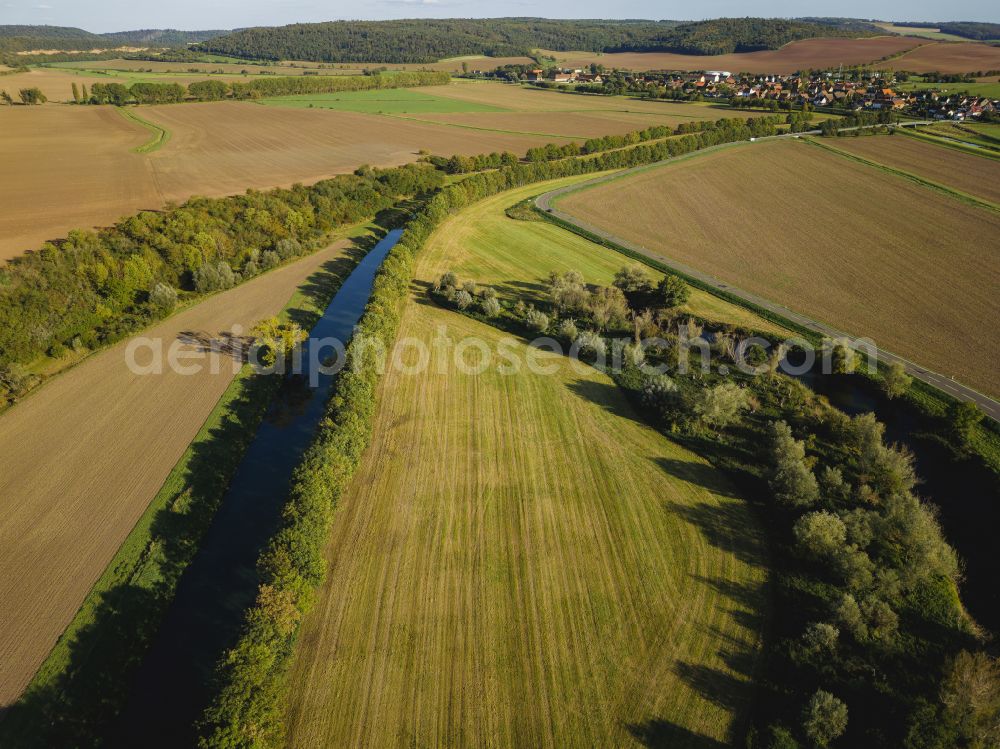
[1,4,999,35]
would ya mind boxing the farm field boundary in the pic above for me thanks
[902,125,1000,160]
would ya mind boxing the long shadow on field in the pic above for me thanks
[565,378,645,424]
[627,719,728,749]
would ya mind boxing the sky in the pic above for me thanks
[1,0,997,33]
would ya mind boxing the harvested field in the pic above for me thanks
[0,99,545,260]
[284,176,768,747]
[0,238,358,707]
[407,108,736,138]
[558,139,1000,396]
[543,36,925,74]
[1,84,755,261]
[825,134,1000,205]
[893,42,1000,73]
[136,102,547,199]
[0,105,157,260]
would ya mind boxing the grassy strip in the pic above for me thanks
[116,106,171,153]
[805,136,1000,212]
[0,225,375,747]
[899,125,1000,161]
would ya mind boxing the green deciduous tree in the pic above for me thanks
[803,690,848,747]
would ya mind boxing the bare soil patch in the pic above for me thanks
[893,42,1000,73]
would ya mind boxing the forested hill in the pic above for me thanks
[891,21,1000,41]
[195,17,878,64]
[0,25,225,53]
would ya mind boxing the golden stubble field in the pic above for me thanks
[824,134,1000,206]
[558,139,1000,397]
[283,178,768,747]
[0,240,354,706]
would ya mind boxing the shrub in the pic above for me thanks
[454,290,473,310]
[767,421,819,507]
[881,362,912,399]
[558,317,579,341]
[793,511,847,558]
[575,329,606,357]
[613,264,651,293]
[657,273,689,308]
[642,374,679,419]
[692,381,750,429]
[525,308,550,333]
[802,690,848,747]
[480,296,501,318]
[149,282,178,313]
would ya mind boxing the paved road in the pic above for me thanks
[535,140,1000,423]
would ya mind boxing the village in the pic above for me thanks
[470,64,999,122]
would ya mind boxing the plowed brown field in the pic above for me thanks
[0,239,354,706]
[546,36,926,73]
[0,105,158,260]
[825,134,1000,205]
[558,139,1000,396]
[893,41,1000,73]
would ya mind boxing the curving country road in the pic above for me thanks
[535,138,1000,423]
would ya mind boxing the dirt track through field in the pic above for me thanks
[0,240,353,706]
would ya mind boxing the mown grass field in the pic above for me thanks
[897,79,1000,98]
[821,133,1000,205]
[283,175,770,747]
[557,139,1000,397]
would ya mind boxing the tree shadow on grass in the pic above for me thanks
[565,378,646,425]
[627,719,729,749]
